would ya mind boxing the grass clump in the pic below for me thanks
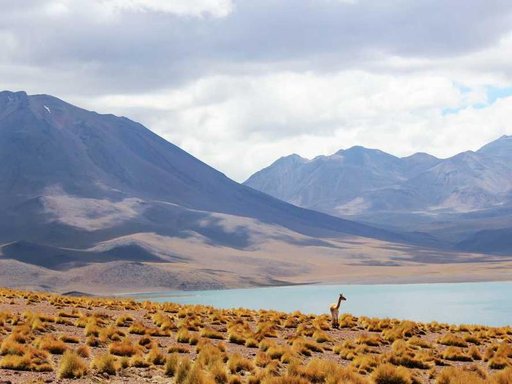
[228,353,254,373]
[436,366,487,384]
[200,327,224,340]
[371,363,412,384]
[130,354,151,368]
[312,330,332,343]
[165,352,181,376]
[442,346,472,362]
[57,350,88,378]
[146,346,166,365]
[59,334,80,343]
[175,356,192,383]
[91,352,117,375]
[108,339,140,357]
[0,338,26,356]
[0,354,32,371]
[35,335,68,354]
[438,334,468,347]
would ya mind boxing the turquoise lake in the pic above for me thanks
[132,281,512,327]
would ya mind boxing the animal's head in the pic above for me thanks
[339,293,347,301]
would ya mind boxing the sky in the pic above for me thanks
[1,0,512,182]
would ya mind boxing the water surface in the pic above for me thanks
[132,281,512,326]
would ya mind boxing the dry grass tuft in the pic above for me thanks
[57,350,88,378]
[371,363,412,384]
[91,352,117,375]
[109,339,140,357]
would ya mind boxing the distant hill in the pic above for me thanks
[244,135,512,254]
[0,90,473,294]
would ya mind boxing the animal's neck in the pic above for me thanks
[336,296,342,309]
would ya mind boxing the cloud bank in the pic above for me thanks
[1,0,512,180]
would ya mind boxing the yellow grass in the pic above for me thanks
[0,287,511,384]
[57,350,88,378]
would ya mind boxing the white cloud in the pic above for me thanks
[81,68,510,182]
[103,0,233,18]
[0,32,18,61]
[2,0,512,183]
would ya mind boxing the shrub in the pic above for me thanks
[189,334,199,345]
[442,347,472,362]
[196,343,224,368]
[228,353,254,373]
[228,330,246,345]
[146,347,166,365]
[312,330,331,343]
[356,334,383,347]
[292,338,323,356]
[352,354,380,374]
[267,345,288,360]
[109,339,140,357]
[57,350,87,378]
[468,346,482,360]
[302,358,367,384]
[407,337,432,349]
[35,335,68,354]
[84,322,100,337]
[339,313,358,329]
[0,339,25,356]
[60,334,80,343]
[27,348,53,372]
[128,322,147,335]
[91,353,117,375]
[438,334,468,347]
[169,344,191,354]
[86,335,100,347]
[175,356,192,384]
[371,363,412,384]
[387,340,435,370]
[185,363,216,384]
[0,353,32,371]
[130,354,150,368]
[489,356,510,370]
[436,366,487,384]
[200,327,224,340]
[209,359,229,384]
[177,328,192,343]
[116,315,134,327]
[492,368,512,384]
[245,338,259,348]
[382,321,418,342]
[165,353,181,376]
[138,335,153,348]
[76,344,91,358]
[255,351,272,368]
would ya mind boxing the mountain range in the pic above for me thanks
[244,136,512,253]
[0,90,509,294]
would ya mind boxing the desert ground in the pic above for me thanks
[3,225,512,296]
[0,288,511,383]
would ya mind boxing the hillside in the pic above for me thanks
[244,137,512,253]
[1,90,497,293]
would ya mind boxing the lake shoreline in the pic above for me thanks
[120,281,512,327]
[117,278,512,298]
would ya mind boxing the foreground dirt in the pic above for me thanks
[0,288,511,383]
